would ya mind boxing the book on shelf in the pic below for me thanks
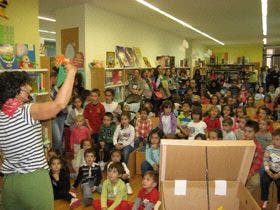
[116,46,130,67]
[106,51,115,68]
[143,57,151,67]
[112,70,120,85]
[105,71,113,86]
[29,72,46,93]
[133,47,144,67]
[125,47,136,67]
[114,86,123,102]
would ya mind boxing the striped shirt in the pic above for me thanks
[264,145,280,172]
[0,104,48,174]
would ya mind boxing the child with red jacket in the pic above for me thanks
[84,88,105,160]
[132,171,159,210]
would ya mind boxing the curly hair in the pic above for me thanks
[0,71,30,109]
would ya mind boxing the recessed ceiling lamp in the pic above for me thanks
[41,37,56,42]
[38,16,56,22]
[39,29,56,34]
[261,0,267,36]
[135,0,224,45]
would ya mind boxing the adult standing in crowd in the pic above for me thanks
[128,69,144,96]
[50,68,68,155]
[142,69,153,101]
[0,64,77,210]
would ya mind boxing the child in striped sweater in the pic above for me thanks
[261,128,280,209]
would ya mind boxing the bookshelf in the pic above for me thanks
[206,64,256,82]
[91,66,190,102]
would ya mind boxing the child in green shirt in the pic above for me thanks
[177,101,192,138]
[93,162,132,210]
[98,112,116,166]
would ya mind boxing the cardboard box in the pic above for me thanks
[159,140,261,210]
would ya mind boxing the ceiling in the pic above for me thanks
[39,0,280,45]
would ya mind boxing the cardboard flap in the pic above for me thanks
[161,181,208,210]
[160,140,255,184]
[207,141,256,184]
[160,140,206,181]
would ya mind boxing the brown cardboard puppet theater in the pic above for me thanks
[159,140,261,210]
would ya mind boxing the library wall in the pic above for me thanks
[0,0,40,65]
[55,4,86,55]
[84,3,186,88]
[209,44,263,65]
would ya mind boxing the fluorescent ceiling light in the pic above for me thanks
[41,37,56,42]
[261,0,267,36]
[39,29,56,34]
[38,16,56,22]
[263,38,267,45]
[135,0,224,45]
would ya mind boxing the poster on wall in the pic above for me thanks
[61,27,79,60]
[116,46,129,67]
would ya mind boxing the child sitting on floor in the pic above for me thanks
[256,119,272,150]
[113,111,135,164]
[98,112,116,167]
[208,129,223,140]
[261,129,280,209]
[70,115,91,157]
[72,139,93,175]
[134,108,152,149]
[106,149,133,195]
[132,171,160,210]
[93,162,131,210]
[177,101,192,139]
[141,128,164,176]
[159,100,177,138]
[73,149,102,206]
[49,156,80,209]
[188,107,207,140]
[222,118,236,140]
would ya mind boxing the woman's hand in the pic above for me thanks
[64,63,77,74]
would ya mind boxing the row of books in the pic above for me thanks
[107,46,152,68]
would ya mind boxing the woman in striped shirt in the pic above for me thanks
[0,64,76,210]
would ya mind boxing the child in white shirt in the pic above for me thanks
[222,117,236,140]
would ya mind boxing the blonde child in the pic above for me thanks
[261,129,280,209]
[159,100,177,138]
[235,116,248,140]
[132,171,160,210]
[65,96,84,128]
[256,120,272,150]
[73,149,102,206]
[72,139,93,175]
[49,157,80,209]
[93,162,131,210]
[113,112,135,164]
[70,115,91,156]
[141,128,164,176]
[106,149,133,195]
[188,107,207,140]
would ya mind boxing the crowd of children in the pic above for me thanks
[47,65,280,209]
